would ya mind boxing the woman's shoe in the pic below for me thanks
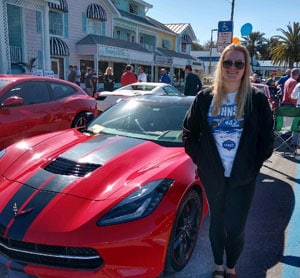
[212,270,225,278]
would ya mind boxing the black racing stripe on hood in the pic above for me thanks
[7,190,56,240]
[61,134,145,165]
[3,170,76,240]
[0,186,35,237]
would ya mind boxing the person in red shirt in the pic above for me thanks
[121,64,137,86]
[282,68,300,106]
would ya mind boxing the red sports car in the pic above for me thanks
[0,74,98,149]
[0,95,208,278]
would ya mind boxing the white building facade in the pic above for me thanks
[0,0,199,88]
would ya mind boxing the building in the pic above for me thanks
[0,0,199,88]
[191,48,288,83]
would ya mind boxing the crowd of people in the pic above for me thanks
[66,63,205,97]
[250,68,300,107]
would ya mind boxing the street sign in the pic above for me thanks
[217,20,233,52]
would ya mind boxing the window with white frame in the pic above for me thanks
[49,11,64,36]
[87,20,103,36]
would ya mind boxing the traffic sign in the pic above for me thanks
[218,21,233,33]
[217,20,233,52]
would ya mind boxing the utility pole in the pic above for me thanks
[230,0,235,21]
[209,29,218,75]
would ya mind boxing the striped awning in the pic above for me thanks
[47,0,60,4]
[182,34,192,44]
[48,0,68,13]
[87,3,107,21]
[50,37,70,56]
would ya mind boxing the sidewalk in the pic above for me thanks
[164,151,300,278]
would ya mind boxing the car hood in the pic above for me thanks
[0,130,188,241]
[0,130,183,202]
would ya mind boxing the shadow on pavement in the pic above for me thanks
[238,172,295,278]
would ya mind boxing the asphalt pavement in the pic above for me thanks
[164,149,300,278]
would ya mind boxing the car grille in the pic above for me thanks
[45,157,100,177]
[0,236,103,269]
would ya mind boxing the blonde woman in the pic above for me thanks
[103,66,115,91]
[183,43,274,278]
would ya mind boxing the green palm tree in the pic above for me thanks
[241,31,268,71]
[270,22,300,68]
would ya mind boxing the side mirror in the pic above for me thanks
[85,112,95,123]
[1,96,24,107]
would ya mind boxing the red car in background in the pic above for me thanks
[252,83,280,111]
[0,74,98,149]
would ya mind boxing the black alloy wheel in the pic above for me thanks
[71,112,88,128]
[164,189,202,273]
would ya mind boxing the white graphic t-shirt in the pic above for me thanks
[208,92,244,177]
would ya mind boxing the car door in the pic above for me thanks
[0,80,61,149]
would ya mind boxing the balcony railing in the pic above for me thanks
[10,46,22,63]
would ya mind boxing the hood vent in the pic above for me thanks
[45,157,101,177]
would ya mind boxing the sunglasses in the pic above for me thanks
[222,60,245,70]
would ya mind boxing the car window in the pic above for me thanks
[0,81,50,105]
[88,99,189,146]
[130,85,156,91]
[163,86,180,95]
[49,82,77,100]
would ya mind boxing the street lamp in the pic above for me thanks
[209,28,218,75]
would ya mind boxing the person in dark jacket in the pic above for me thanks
[184,64,202,96]
[182,43,274,278]
[103,66,115,91]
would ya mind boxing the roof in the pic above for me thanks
[76,34,150,53]
[157,47,194,60]
[165,23,190,34]
[165,23,197,41]
[146,17,176,34]
[117,9,157,28]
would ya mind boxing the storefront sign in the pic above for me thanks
[98,45,153,63]
[155,55,173,65]
[98,46,130,59]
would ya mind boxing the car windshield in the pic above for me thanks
[119,84,156,91]
[87,99,190,147]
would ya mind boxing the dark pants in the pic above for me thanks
[208,178,256,268]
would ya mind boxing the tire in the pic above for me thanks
[164,189,203,273]
[71,112,88,128]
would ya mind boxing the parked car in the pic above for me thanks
[252,82,280,111]
[94,82,182,112]
[0,74,99,149]
[0,95,208,278]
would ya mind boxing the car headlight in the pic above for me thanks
[97,178,173,226]
[0,149,6,159]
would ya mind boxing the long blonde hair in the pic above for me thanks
[211,43,252,118]
[105,66,113,75]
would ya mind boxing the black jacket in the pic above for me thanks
[183,87,274,198]
[184,73,202,96]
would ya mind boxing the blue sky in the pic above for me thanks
[146,0,299,44]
